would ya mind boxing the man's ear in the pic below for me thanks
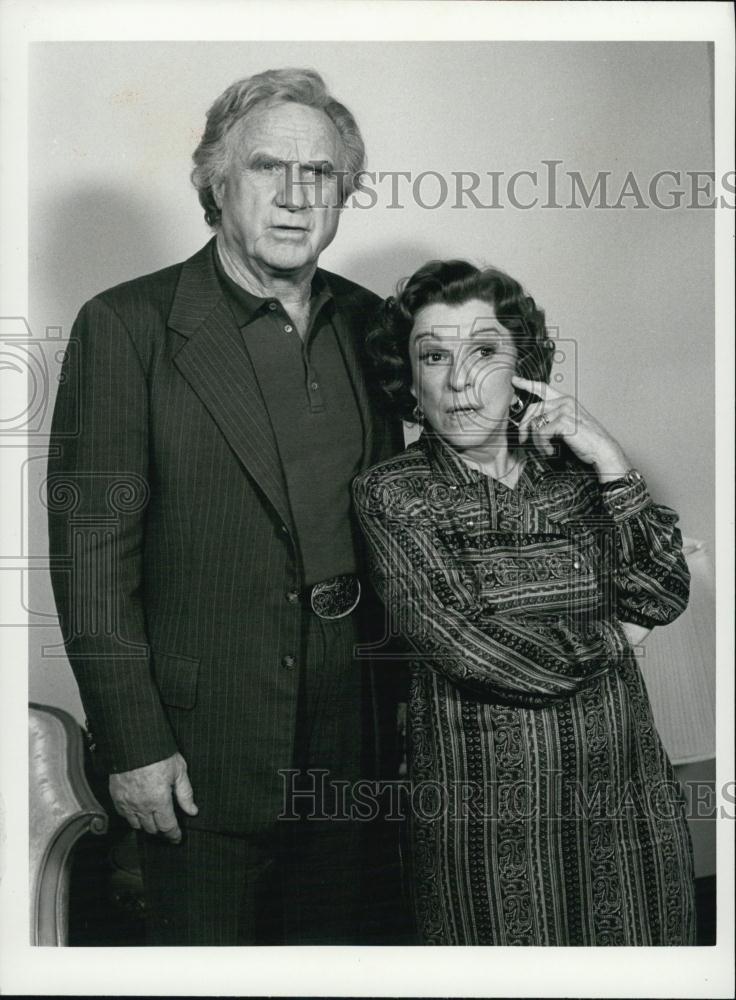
[212,177,225,209]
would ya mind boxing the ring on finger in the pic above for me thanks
[533,413,550,429]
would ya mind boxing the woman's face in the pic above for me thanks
[409,298,518,452]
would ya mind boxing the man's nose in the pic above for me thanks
[275,163,309,211]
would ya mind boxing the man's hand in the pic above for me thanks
[109,752,198,843]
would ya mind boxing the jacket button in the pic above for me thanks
[286,591,299,604]
[281,655,296,669]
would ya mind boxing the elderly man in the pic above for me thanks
[48,68,404,945]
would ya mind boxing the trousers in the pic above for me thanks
[138,817,365,944]
[137,609,402,945]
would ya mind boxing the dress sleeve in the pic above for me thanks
[353,473,624,704]
[600,475,690,628]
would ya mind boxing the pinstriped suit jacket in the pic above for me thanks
[47,238,403,833]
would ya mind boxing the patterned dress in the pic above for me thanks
[353,432,696,946]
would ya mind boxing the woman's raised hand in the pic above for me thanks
[511,375,631,482]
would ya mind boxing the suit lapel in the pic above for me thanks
[169,241,294,532]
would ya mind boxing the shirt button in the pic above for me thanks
[286,591,299,604]
[281,655,296,669]
[310,381,320,391]
[279,524,289,535]
[466,520,474,528]
[573,560,581,570]
[284,324,294,333]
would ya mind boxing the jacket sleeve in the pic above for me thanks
[352,473,625,704]
[600,475,691,628]
[47,296,178,773]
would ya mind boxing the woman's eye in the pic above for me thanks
[477,345,496,358]
[421,351,450,364]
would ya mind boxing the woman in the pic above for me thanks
[352,260,695,946]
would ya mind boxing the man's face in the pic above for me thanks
[213,101,343,281]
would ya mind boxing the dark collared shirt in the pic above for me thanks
[213,245,363,585]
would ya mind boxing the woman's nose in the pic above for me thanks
[448,354,473,392]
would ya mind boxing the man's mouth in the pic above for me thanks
[448,404,478,414]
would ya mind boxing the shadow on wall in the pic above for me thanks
[340,242,440,299]
[35,184,194,323]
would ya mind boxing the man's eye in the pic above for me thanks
[257,160,282,172]
[476,345,497,358]
[304,164,335,181]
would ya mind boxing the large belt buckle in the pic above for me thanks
[310,574,361,620]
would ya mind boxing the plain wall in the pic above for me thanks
[28,41,714,729]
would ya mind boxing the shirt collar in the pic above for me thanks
[212,238,332,328]
[421,428,549,493]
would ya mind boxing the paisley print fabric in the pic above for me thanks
[353,433,695,946]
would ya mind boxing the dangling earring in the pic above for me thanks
[508,393,524,426]
[412,402,424,425]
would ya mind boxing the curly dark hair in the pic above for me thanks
[367,259,553,424]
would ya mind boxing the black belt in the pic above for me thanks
[309,574,361,620]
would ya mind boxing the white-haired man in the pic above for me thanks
[48,68,405,944]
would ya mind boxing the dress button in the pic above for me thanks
[310,381,320,391]
[466,520,474,528]
[281,655,296,669]
[573,560,581,570]
[284,324,294,333]
[268,301,278,311]
[286,591,299,604]
[280,524,289,534]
